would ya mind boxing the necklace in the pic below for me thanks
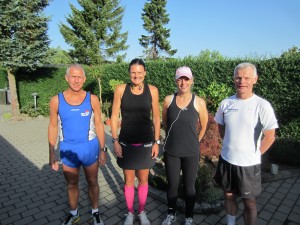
[130,83,143,91]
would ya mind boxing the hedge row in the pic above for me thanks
[1,58,299,137]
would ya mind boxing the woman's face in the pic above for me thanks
[129,64,146,85]
[176,76,193,93]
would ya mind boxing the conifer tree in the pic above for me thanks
[0,0,50,116]
[60,0,128,64]
[139,0,177,59]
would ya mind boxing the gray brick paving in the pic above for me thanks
[1,104,300,225]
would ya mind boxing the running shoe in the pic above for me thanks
[124,212,134,225]
[61,212,80,225]
[162,214,176,225]
[185,217,194,225]
[92,211,104,225]
[138,211,150,225]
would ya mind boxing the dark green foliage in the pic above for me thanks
[139,0,177,59]
[46,47,73,65]
[0,68,7,87]
[60,0,128,64]
[16,66,97,115]
[0,0,50,69]
[12,55,300,166]
[269,138,300,166]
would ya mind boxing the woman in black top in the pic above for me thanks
[111,58,160,225]
[161,66,208,225]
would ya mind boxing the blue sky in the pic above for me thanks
[45,0,300,61]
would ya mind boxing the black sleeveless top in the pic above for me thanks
[164,93,200,157]
[119,83,153,143]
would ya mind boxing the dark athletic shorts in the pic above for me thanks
[214,156,261,198]
[117,141,155,170]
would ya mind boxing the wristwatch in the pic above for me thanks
[112,138,118,143]
[101,147,108,152]
[154,140,161,145]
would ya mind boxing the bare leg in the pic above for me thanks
[62,164,80,210]
[136,169,149,185]
[224,191,238,216]
[243,198,257,225]
[224,192,238,225]
[83,161,100,209]
[124,169,136,186]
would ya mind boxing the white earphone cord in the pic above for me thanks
[163,108,186,152]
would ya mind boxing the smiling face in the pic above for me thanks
[65,66,86,92]
[129,64,146,86]
[176,76,193,93]
[234,66,257,99]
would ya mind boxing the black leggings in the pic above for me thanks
[164,152,199,218]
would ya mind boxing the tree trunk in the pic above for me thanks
[97,77,102,104]
[7,68,20,116]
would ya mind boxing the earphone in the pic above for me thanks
[163,107,187,151]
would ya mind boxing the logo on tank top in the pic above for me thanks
[81,109,90,117]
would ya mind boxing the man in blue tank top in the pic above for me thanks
[48,64,107,225]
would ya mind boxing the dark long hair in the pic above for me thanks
[128,58,146,72]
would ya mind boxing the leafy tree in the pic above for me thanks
[184,49,226,61]
[139,0,177,59]
[280,46,300,59]
[46,47,73,65]
[60,0,128,64]
[0,0,50,116]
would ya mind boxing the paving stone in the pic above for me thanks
[1,112,300,225]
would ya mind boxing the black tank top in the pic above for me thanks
[119,83,153,143]
[164,93,200,157]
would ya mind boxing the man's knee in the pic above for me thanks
[225,191,236,200]
[243,198,257,210]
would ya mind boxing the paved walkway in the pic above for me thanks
[0,104,300,225]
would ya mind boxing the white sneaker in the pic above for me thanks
[61,212,80,225]
[138,211,150,225]
[185,217,194,225]
[124,212,134,225]
[92,212,104,225]
[162,214,176,225]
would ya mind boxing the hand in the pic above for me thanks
[99,151,106,166]
[152,143,159,159]
[49,152,59,171]
[114,142,123,158]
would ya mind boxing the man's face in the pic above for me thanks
[234,67,257,99]
[65,67,86,92]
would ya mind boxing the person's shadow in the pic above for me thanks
[0,131,127,225]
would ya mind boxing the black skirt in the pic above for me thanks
[117,141,155,170]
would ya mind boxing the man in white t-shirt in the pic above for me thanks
[214,62,278,225]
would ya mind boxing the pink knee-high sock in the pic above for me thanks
[138,183,148,213]
[124,185,135,213]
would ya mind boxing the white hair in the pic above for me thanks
[66,64,85,76]
[233,62,257,78]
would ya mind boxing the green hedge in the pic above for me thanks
[1,58,299,140]
[2,58,299,123]
[0,67,7,88]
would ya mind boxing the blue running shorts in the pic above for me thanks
[59,138,99,168]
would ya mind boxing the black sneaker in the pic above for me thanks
[92,212,104,225]
[62,212,80,225]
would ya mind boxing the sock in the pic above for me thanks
[92,208,99,214]
[70,208,78,216]
[227,214,236,225]
[138,183,148,213]
[124,185,135,213]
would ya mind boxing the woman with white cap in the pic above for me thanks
[161,66,208,225]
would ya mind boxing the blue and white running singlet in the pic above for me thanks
[58,92,96,143]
